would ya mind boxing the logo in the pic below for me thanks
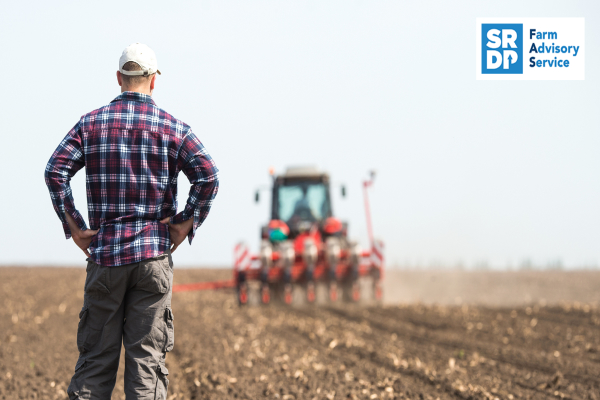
[481,24,523,74]
[476,18,585,80]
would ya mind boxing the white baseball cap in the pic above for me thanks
[119,43,161,76]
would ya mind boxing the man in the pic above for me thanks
[44,43,219,399]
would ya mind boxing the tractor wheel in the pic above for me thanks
[352,282,361,302]
[261,284,271,304]
[238,282,248,306]
[329,282,338,302]
[374,280,383,302]
[306,281,316,304]
[339,280,354,303]
[284,284,293,305]
[340,281,360,303]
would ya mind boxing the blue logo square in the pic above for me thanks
[482,24,523,74]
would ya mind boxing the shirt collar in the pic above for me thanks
[111,91,156,105]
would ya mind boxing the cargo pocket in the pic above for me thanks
[76,305,102,354]
[154,364,169,400]
[164,307,174,352]
[76,306,89,353]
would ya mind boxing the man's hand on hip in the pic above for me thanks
[65,213,99,257]
[160,217,193,253]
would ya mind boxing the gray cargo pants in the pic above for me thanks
[67,252,174,399]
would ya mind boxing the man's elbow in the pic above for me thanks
[210,173,220,191]
[44,165,52,185]
[44,162,62,187]
[202,173,219,198]
[197,170,219,186]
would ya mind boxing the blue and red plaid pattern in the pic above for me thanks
[45,91,219,266]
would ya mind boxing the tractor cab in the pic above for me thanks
[271,166,332,236]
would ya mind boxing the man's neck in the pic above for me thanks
[121,87,152,96]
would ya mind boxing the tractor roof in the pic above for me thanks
[282,166,327,179]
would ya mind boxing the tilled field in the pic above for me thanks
[1,268,600,400]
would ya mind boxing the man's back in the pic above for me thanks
[44,43,219,399]
[45,91,219,266]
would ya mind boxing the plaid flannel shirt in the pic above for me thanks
[45,91,219,266]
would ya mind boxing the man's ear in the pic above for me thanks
[117,71,123,87]
[150,74,156,91]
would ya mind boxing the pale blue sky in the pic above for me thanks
[0,1,598,268]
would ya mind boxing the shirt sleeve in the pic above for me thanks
[44,120,88,239]
[171,129,219,244]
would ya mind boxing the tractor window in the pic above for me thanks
[278,183,329,222]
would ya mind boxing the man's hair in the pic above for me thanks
[120,61,154,86]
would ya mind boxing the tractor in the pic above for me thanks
[233,166,384,305]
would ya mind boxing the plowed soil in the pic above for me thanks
[1,267,600,400]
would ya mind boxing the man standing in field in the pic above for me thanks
[44,43,219,399]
